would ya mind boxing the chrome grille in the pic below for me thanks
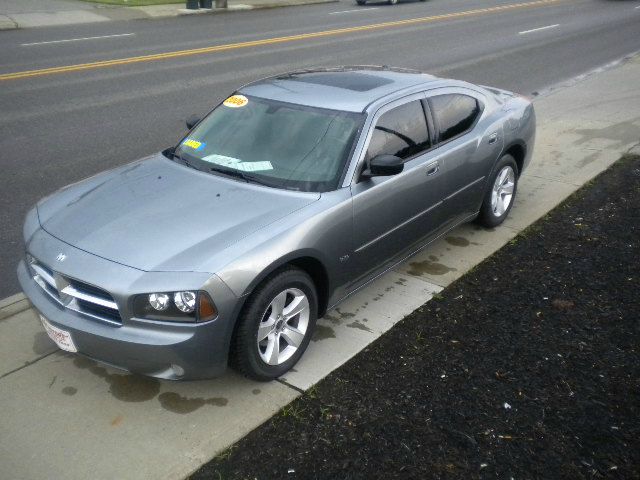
[28,255,122,325]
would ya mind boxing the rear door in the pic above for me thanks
[350,93,446,286]
[427,89,504,225]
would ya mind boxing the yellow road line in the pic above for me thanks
[0,0,564,81]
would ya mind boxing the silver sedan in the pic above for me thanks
[18,66,535,381]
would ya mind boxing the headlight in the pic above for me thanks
[134,291,217,323]
[174,291,196,313]
[149,293,170,311]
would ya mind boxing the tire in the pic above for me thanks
[356,0,366,4]
[232,267,318,381]
[477,154,518,228]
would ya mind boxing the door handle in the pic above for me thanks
[426,162,439,176]
[488,132,498,144]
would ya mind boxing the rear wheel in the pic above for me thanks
[232,267,317,381]
[477,154,518,228]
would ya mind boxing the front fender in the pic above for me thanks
[235,248,332,299]
[211,188,353,303]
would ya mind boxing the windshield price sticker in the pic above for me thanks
[202,154,273,172]
[223,95,249,108]
[183,139,205,150]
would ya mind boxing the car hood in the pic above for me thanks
[37,154,320,272]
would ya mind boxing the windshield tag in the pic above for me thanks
[223,95,249,108]
[183,139,205,151]
[236,161,273,172]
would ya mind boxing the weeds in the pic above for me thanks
[281,403,306,421]
[215,445,236,462]
[306,385,318,399]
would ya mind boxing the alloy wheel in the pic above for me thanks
[491,165,515,217]
[257,288,310,365]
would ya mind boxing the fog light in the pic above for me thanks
[149,293,170,311]
[171,364,185,377]
[174,291,196,313]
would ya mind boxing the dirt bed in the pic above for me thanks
[193,155,640,480]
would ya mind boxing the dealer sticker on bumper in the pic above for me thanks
[40,315,77,353]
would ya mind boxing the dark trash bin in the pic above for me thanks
[186,0,199,9]
[200,0,213,7]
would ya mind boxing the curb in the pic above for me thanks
[0,0,339,30]
[627,142,640,156]
[531,50,640,99]
[0,14,18,30]
[0,293,29,321]
[176,0,337,15]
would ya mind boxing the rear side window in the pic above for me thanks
[366,100,430,161]
[429,94,480,143]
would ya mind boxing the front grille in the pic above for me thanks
[28,256,122,325]
[77,299,122,323]
[67,278,113,302]
[44,282,60,300]
[39,262,54,277]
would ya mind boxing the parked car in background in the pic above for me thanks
[19,66,535,381]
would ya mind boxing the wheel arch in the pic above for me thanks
[240,251,332,318]
[502,141,526,177]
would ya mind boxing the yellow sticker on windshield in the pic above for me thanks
[223,95,248,108]
[183,139,202,150]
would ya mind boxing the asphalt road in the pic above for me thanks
[0,0,639,298]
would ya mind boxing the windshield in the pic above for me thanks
[174,94,363,192]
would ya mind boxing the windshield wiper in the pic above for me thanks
[208,166,273,188]
[171,155,278,189]
[172,151,200,171]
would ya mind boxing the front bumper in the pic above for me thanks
[18,229,242,380]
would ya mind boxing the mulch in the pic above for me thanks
[192,154,640,480]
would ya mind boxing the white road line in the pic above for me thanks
[21,33,135,47]
[635,5,640,8]
[329,8,379,14]
[518,23,560,35]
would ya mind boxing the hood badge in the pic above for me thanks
[56,253,67,262]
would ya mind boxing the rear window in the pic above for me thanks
[429,94,481,143]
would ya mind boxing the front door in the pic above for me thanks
[350,94,446,286]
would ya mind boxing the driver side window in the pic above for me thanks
[365,100,430,161]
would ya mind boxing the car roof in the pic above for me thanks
[238,66,446,113]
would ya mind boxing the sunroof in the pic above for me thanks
[291,72,394,92]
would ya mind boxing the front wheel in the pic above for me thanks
[232,267,318,381]
[477,154,518,228]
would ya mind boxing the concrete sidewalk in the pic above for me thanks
[0,0,337,30]
[0,55,638,480]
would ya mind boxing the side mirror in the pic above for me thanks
[186,114,201,130]
[362,154,404,178]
